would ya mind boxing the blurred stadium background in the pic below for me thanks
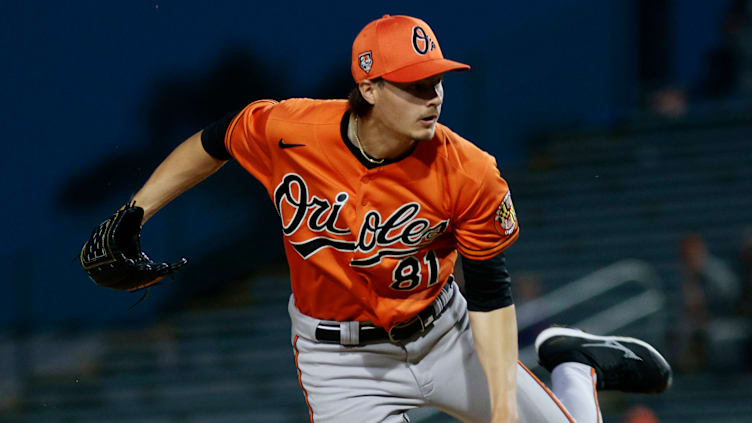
[2,1,752,422]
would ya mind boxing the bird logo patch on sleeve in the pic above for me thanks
[494,192,517,235]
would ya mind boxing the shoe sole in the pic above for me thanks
[534,327,671,375]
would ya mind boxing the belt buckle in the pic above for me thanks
[387,315,425,343]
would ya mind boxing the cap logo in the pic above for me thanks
[412,26,435,55]
[358,51,373,73]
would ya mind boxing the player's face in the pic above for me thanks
[373,75,444,142]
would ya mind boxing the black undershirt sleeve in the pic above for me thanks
[200,110,239,161]
[461,252,514,311]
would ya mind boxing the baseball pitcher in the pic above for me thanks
[81,15,671,423]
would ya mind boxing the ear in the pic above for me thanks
[358,80,379,106]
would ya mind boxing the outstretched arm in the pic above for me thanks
[81,122,234,290]
[132,130,227,224]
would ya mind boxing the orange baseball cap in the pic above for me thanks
[351,15,470,83]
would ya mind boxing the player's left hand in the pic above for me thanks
[80,204,187,291]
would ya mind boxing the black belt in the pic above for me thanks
[314,280,455,345]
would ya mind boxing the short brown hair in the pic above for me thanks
[347,79,383,117]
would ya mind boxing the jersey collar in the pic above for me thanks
[340,111,419,169]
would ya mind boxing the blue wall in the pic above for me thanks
[0,0,731,328]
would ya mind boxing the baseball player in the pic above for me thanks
[81,15,671,422]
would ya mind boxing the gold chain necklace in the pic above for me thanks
[353,116,384,165]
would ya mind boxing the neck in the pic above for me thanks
[349,113,415,160]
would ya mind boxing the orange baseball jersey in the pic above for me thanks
[224,98,518,330]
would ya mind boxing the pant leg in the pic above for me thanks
[289,294,425,423]
[415,300,491,423]
[290,288,578,423]
[292,334,423,423]
[416,291,575,423]
[550,363,602,423]
[517,363,576,423]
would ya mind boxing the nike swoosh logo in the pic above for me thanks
[582,340,643,361]
[278,138,305,149]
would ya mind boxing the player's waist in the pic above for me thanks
[288,278,457,346]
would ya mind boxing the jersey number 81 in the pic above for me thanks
[390,250,440,291]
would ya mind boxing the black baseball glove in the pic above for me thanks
[80,204,187,291]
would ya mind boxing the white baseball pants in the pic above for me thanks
[289,282,599,423]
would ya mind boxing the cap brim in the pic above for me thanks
[381,58,470,83]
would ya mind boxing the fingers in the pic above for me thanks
[135,257,187,275]
[169,258,188,270]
